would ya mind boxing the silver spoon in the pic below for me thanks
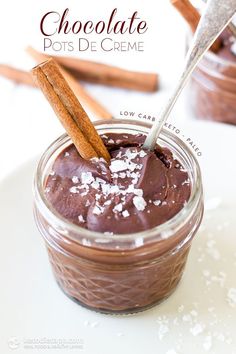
[143,0,236,150]
[201,0,236,37]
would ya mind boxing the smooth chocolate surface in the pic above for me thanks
[45,133,190,234]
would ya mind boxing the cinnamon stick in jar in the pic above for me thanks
[31,59,110,161]
[26,46,158,92]
[170,0,222,53]
[26,48,112,120]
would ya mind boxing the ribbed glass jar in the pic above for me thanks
[33,119,204,314]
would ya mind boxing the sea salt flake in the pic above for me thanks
[109,160,128,173]
[139,150,147,157]
[72,176,79,183]
[125,149,139,160]
[96,177,106,184]
[113,203,123,213]
[203,336,212,351]
[227,288,236,307]
[93,205,104,215]
[182,179,190,185]
[153,200,161,206]
[78,215,85,223]
[91,181,100,189]
[133,188,143,197]
[133,196,147,211]
[90,157,100,163]
[110,185,120,194]
[81,172,94,184]
[128,161,137,171]
[69,186,79,194]
[122,210,130,218]
[182,314,192,322]
[102,184,111,195]
[119,172,126,179]
[190,310,198,317]
[81,192,88,197]
[190,323,205,336]
[158,323,169,340]
[90,321,99,328]
[178,305,184,313]
[64,152,70,157]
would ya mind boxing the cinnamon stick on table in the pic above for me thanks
[31,59,110,161]
[170,0,222,53]
[26,46,158,92]
[0,64,35,86]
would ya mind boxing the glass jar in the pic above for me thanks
[33,119,203,314]
[188,45,236,125]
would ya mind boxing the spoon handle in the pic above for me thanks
[143,0,236,150]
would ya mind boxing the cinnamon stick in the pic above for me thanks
[26,46,158,92]
[27,49,112,120]
[0,62,112,119]
[31,59,110,161]
[170,0,222,53]
[0,64,35,87]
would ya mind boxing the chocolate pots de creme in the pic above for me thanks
[33,119,203,314]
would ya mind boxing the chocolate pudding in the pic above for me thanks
[34,120,203,313]
[45,133,190,234]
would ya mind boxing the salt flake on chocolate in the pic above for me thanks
[93,205,104,215]
[113,203,123,212]
[122,210,130,217]
[109,160,128,173]
[69,186,79,194]
[81,172,94,184]
[72,176,79,184]
[78,215,85,223]
[139,150,147,158]
[133,196,147,211]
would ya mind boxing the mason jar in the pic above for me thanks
[188,38,236,125]
[33,119,204,314]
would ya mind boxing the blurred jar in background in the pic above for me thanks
[188,29,236,125]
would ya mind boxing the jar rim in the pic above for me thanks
[33,119,203,246]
